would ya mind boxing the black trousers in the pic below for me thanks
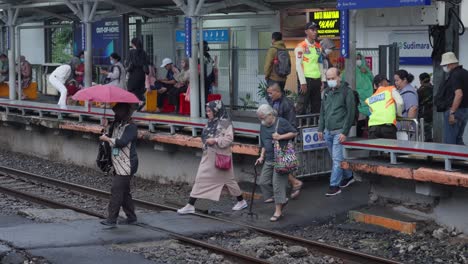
[107,175,136,222]
[368,124,397,139]
[296,77,322,114]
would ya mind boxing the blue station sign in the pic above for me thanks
[176,29,229,43]
[337,0,431,10]
[340,10,349,58]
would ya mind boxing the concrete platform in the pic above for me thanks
[0,210,241,263]
[188,178,370,229]
[29,245,155,264]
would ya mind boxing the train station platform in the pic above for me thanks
[340,139,468,234]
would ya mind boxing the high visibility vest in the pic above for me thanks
[298,41,321,79]
[366,86,397,126]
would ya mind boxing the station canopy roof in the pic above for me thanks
[0,0,337,24]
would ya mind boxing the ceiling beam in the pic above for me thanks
[237,0,273,11]
[201,2,232,15]
[35,8,72,21]
[99,0,157,18]
[172,0,188,15]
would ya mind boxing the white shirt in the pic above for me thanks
[51,65,72,84]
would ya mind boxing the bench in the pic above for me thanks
[342,139,468,171]
[0,82,38,100]
[178,93,222,116]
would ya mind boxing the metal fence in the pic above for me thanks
[176,48,298,111]
[294,114,332,178]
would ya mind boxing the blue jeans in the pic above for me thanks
[324,130,353,187]
[443,108,468,145]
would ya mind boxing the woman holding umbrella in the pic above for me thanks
[98,103,139,227]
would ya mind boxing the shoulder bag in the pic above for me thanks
[215,153,231,170]
[273,119,299,174]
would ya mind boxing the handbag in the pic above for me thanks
[273,120,299,174]
[215,153,232,170]
[96,141,112,173]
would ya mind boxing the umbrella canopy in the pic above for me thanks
[72,85,140,103]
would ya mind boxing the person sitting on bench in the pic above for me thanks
[0,54,8,83]
[17,56,32,99]
[156,58,179,112]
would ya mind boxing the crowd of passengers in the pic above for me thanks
[49,37,214,113]
[44,25,468,225]
[0,54,33,100]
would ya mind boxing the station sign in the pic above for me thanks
[73,17,124,65]
[309,10,340,38]
[176,29,229,43]
[340,9,349,58]
[302,127,327,151]
[389,32,432,65]
[184,17,192,58]
[337,0,431,10]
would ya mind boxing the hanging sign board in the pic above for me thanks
[337,0,431,10]
[309,10,340,38]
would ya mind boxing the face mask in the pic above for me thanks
[443,65,449,73]
[261,120,267,126]
[356,60,362,66]
[80,58,84,63]
[327,80,338,88]
[110,59,115,65]
[325,49,332,55]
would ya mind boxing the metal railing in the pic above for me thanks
[295,114,332,178]
[396,117,425,142]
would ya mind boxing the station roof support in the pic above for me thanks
[0,8,20,100]
[173,0,206,118]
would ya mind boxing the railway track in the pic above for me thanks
[0,165,401,264]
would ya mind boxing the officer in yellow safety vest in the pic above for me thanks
[294,22,325,114]
[365,74,404,139]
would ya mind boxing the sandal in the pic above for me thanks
[291,189,301,199]
[292,182,303,191]
[270,214,282,222]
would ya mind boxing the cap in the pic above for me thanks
[305,21,319,30]
[160,58,173,68]
[373,74,389,86]
[440,52,458,66]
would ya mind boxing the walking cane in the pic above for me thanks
[242,165,259,219]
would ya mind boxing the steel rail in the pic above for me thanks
[0,169,267,264]
[0,166,401,264]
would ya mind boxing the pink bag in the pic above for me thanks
[215,153,231,170]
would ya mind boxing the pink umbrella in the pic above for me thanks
[72,84,140,103]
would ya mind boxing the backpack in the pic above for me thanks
[273,47,291,78]
[343,87,360,125]
[399,90,417,116]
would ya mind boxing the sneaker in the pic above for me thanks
[325,186,342,196]
[339,176,355,188]
[232,200,248,211]
[100,219,116,227]
[118,218,137,225]
[177,204,195,214]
